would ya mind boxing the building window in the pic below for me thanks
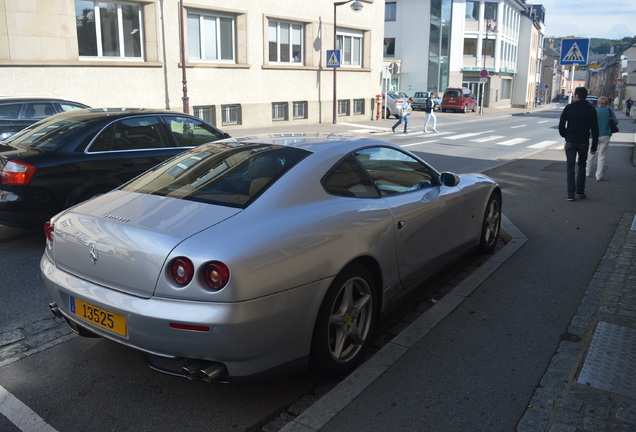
[221,104,241,126]
[502,79,512,99]
[485,2,498,21]
[293,101,308,119]
[269,20,303,63]
[272,102,289,121]
[75,0,143,59]
[187,11,235,61]
[463,38,477,56]
[337,100,350,116]
[384,38,395,57]
[336,29,362,67]
[483,39,495,57]
[194,105,216,126]
[353,99,365,115]
[385,2,396,21]
[465,1,479,20]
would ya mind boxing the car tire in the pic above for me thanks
[384,107,391,119]
[441,108,446,113]
[310,263,376,378]
[479,192,502,254]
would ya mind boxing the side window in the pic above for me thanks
[354,147,435,196]
[0,103,22,119]
[59,102,87,112]
[25,103,56,119]
[112,117,168,151]
[322,155,379,198]
[163,116,225,147]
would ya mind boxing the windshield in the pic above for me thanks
[122,143,310,208]
[3,118,87,150]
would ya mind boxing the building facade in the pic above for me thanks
[0,0,385,130]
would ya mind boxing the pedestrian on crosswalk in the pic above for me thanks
[392,97,413,134]
[423,92,439,133]
[559,87,599,201]
[586,96,618,181]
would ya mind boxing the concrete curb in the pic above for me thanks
[279,216,527,432]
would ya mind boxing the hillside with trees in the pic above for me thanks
[590,36,636,54]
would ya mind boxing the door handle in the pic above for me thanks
[397,221,406,230]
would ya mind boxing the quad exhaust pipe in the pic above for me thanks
[182,362,227,382]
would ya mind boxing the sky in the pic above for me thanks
[537,0,636,40]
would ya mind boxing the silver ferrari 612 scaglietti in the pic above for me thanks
[42,133,501,383]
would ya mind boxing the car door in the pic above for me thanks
[353,147,465,287]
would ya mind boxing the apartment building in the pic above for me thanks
[0,0,384,130]
[384,0,543,109]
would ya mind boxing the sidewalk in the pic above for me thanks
[272,110,636,431]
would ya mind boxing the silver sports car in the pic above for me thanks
[42,133,501,383]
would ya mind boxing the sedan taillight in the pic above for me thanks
[203,261,230,291]
[2,160,37,184]
[170,257,194,286]
[44,221,54,244]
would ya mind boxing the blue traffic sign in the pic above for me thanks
[326,50,341,68]
[560,38,589,65]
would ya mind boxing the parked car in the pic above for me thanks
[441,88,477,113]
[384,91,409,119]
[587,96,598,107]
[412,91,441,111]
[0,108,229,228]
[0,96,89,140]
[43,133,502,383]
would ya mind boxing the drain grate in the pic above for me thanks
[577,321,636,399]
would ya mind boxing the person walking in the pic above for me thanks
[626,97,633,116]
[586,96,618,181]
[423,92,439,133]
[392,97,413,133]
[558,87,599,201]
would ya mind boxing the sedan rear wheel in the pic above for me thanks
[310,264,376,377]
[479,192,502,253]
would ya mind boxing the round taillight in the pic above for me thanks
[44,221,54,243]
[203,261,230,291]
[170,257,194,286]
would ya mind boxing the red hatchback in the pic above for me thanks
[441,88,477,113]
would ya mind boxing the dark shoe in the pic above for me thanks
[576,192,586,199]
[566,196,575,201]
[392,127,395,133]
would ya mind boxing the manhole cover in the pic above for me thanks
[577,321,636,399]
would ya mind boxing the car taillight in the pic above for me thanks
[2,160,37,184]
[170,257,194,286]
[203,261,230,291]
[44,221,54,243]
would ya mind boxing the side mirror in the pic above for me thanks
[440,172,460,187]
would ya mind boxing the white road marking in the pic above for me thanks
[0,385,58,432]
[537,120,550,124]
[445,132,484,140]
[496,138,529,146]
[403,140,439,147]
[510,125,526,129]
[527,140,559,149]
[470,135,505,143]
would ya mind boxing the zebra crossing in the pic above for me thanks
[342,125,562,150]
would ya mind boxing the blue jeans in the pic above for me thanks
[392,114,409,132]
[565,141,589,197]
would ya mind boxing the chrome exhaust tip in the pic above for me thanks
[181,363,204,380]
[198,363,227,383]
[49,302,63,318]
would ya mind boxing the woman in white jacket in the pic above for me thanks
[587,96,618,181]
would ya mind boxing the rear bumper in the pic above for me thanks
[40,253,331,380]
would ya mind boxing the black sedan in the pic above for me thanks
[0,96,89,140]
[0,108,229,228]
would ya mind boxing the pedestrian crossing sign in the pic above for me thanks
[327,50,341,68]
[560,38,589,65]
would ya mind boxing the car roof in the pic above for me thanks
[38,108,196,122]
[0,96,86,104]
[214,133,404,158]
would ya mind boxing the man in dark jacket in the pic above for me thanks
[559,87,599,201]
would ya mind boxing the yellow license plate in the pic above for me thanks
[71,297,127,336]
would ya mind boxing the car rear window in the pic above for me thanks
[3,118,87,150]
[444,90,461,98]
[122,143,310,208]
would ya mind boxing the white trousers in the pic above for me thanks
[424,111,437,131]
[586,135,611,180]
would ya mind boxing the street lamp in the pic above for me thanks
[480,18,497,112]
[333,0,364,124]
[179,0,189,114]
